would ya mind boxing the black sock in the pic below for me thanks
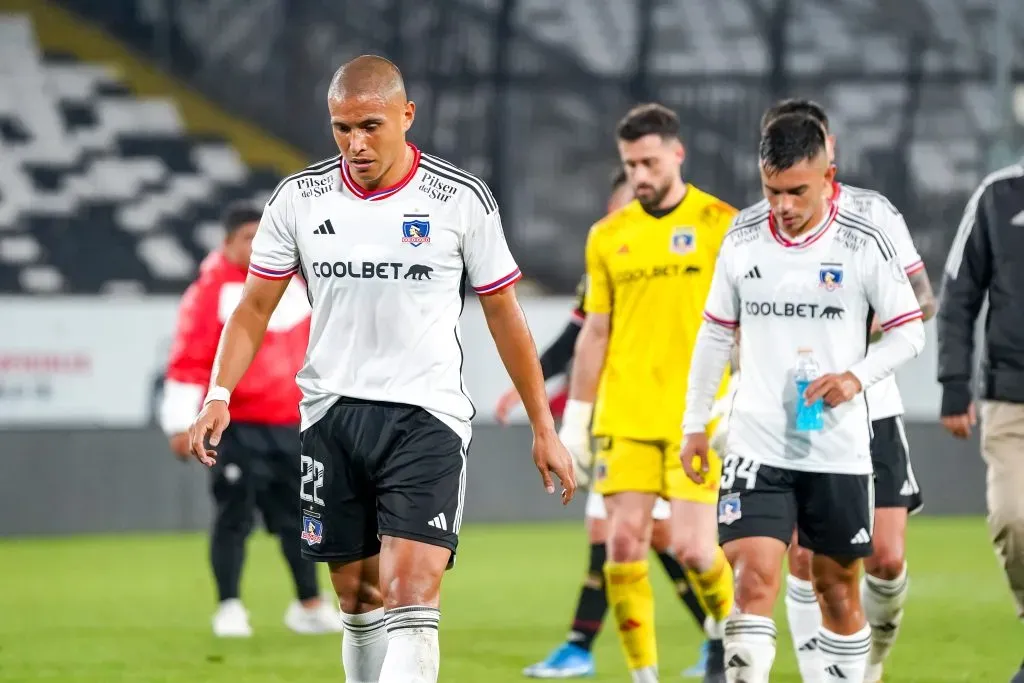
[656,551,708,632]
[210,519,248,602]
[277,530,320,602]
[567,543,608,652]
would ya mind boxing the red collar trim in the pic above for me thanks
[340,143,421,201]
[768,200,839,249]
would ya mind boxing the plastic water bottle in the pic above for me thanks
[794,348,824,432]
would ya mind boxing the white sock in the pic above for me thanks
[723,614,777,683]
[785,574,824,683]
[630,665,658,682]
[378,606,441,683]
[862,565,909,681]
[818,624,871,683]
[342,608,388,683]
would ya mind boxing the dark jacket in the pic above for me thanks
[937,162,1024,416]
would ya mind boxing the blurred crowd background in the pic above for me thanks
[0,0,1020,534]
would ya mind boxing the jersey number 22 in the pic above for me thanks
[300,455,325,505]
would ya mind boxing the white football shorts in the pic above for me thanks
[585,490,671,520]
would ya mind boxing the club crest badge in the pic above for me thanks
[300,515,323,546]
[670,226,696,255]
[818,262,844,291]
[718,492,742,525]
[401,214,431,247]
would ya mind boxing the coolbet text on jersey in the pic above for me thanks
[584,185,736,502]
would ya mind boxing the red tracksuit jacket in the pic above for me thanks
[161,251,310,432]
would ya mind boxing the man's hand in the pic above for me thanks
[681,432,711,485]
[533,428,577,504]
[188,400,230,466]
[558,400,593,487]
[494,387,521,426]
[168,432,191,461]
[941,402,976,439]
[803,371,863,408]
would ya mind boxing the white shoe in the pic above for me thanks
[212,599,253,638]
[864,662,884,683]
[284,598,344,634]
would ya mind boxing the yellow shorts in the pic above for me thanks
[592,434,722,505]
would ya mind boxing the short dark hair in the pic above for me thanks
[222,201,263,235]
[759,98,829,133]
[616,103,680,142]
[610,167,627,191]
[759,113,828,174]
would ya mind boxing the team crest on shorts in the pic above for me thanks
[718,492,742,525]
[595,460,608,482]
[818,262,844,291]
[670,226,697,255]
[401,214,431,246]
[301,515,323,546]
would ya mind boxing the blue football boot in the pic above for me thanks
[522,643,596,678]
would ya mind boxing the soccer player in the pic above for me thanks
[759,100,937,683]
[681,113,926,683]
[187,55,576,683]
[509,170,712,679]
[160,202,341,637]
[559,103,738,683]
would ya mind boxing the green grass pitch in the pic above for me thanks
[0,517,1017,682]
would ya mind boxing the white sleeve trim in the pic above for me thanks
[159,380,205,436]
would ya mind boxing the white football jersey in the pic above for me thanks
[249,145,521,441]
[702,199,923,474]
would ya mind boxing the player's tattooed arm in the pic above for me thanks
[869,268,936,344]
[909,268,938,322]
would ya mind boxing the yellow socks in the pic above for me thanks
[686,546,735,622]
[604,560,658,673]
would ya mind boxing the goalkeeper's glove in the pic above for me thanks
[709,372,740,454]
[558,399,594,487]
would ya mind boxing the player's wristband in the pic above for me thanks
[203,385,231,407]
[562,400,593,430]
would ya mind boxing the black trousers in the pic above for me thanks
[209,422,319,603]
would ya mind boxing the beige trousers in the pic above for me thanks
[981,400,1024,618]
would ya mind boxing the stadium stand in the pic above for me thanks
[68,0,1017,293]
[0,13,288,294]
[6,0,1022,293]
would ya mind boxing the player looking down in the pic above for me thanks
[560,103,737,683]
[756,100,936,683]
[505,170,713,680]
[681,113,925,683]
[187,55,575,683]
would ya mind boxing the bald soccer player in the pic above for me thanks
[188,55,576,683]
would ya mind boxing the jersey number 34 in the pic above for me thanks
[720,454,760,491]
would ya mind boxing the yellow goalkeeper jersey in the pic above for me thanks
[584,184,736,441]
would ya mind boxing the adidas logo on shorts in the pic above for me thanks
[850,528,871,544]
[427,512,448,531]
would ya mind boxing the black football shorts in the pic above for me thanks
[298,397,467,568]
[870,416,923,514]
[717,453,875,558]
